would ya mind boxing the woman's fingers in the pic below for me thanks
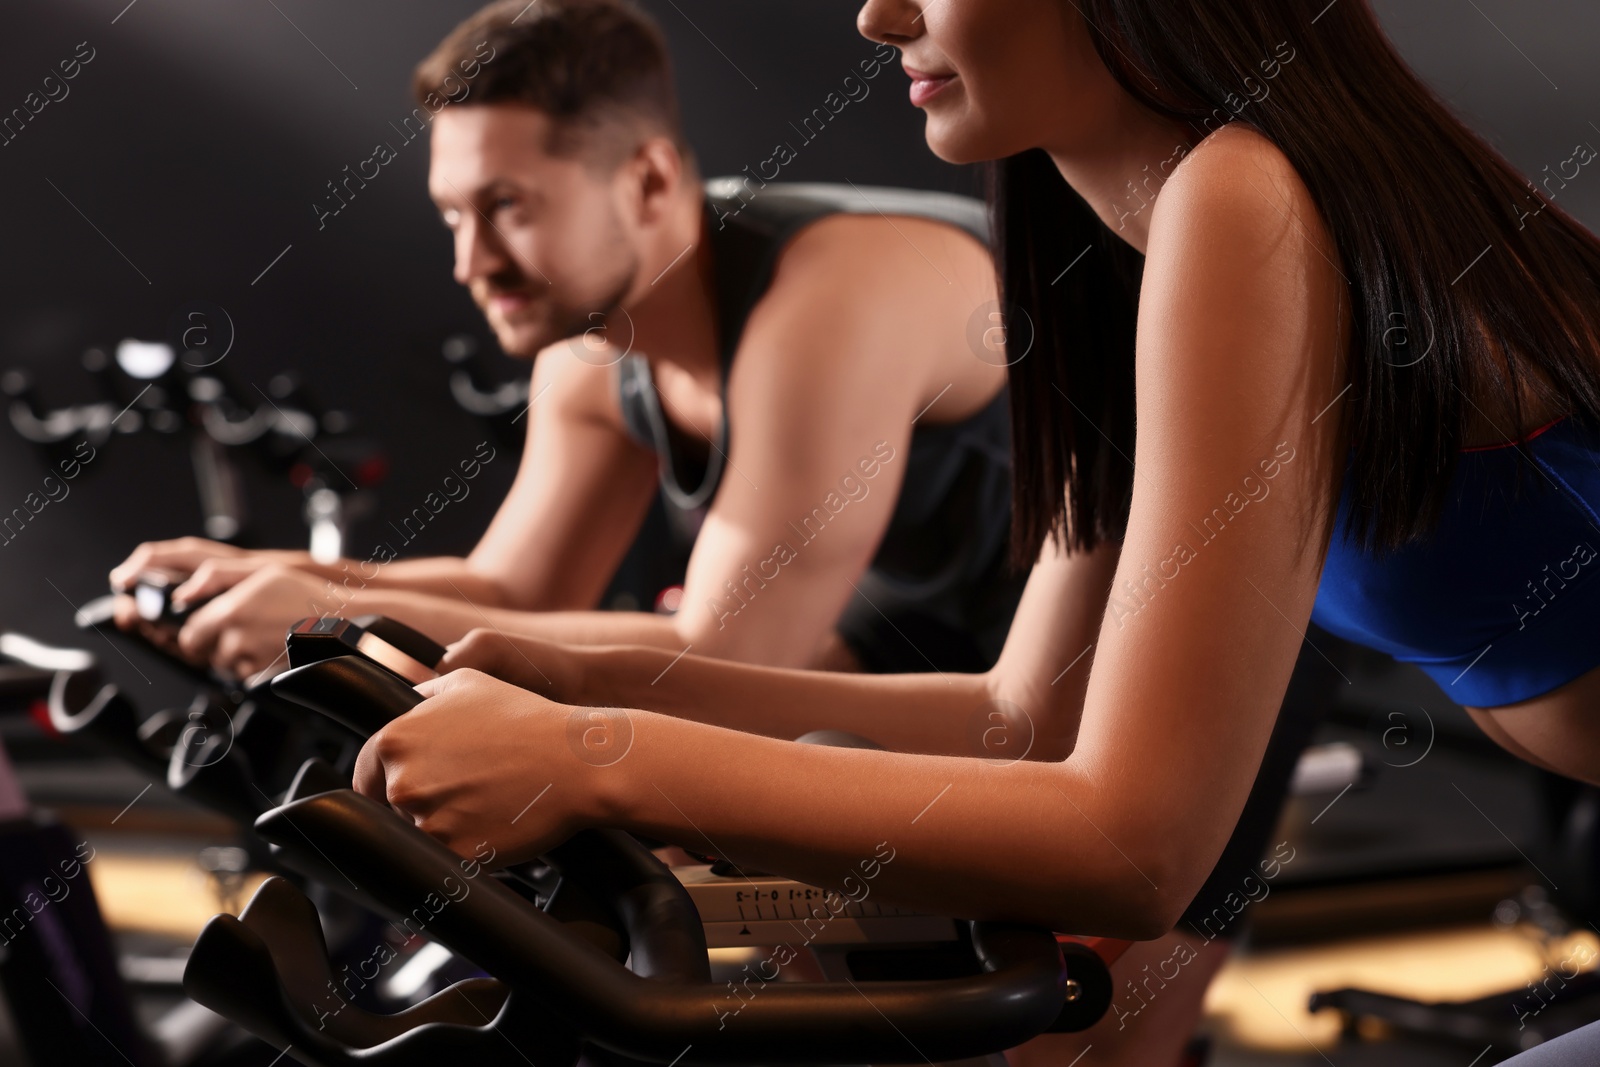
[439,630,568,697]
[349,675,574,865]
[351,711,444,817]
[352,732,390,803]
[437,630,509,676]
[414,667,479,699]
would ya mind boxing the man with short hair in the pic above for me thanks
[113,0,1021,682]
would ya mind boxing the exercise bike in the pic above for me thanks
[0,630,280,1066]
[173,615,1119,1066]
[5,338,385,559]
[0,610,464,1066]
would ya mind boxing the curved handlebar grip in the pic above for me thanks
[48,672,170,780]
[269,656,422,737]
[283,756,348,802]
[250,790,1068,1063]
[544,828,710,985]
[184,878,575,1066]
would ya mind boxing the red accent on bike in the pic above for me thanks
[357,455,389,487]
[29,698,59,739]
[1056,934,1133,966]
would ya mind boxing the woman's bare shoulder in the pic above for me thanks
[1149,121,1339,279]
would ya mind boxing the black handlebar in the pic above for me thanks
[186,789,1068,1064]
[269,656,423,737]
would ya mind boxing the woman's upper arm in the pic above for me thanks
[1067,127,1351,909]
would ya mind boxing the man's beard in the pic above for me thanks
[484,258,638,358]
[548,266,637,348]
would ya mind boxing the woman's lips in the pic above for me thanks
[904,66,955,107]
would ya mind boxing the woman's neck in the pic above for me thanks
[1045,110,1199,255]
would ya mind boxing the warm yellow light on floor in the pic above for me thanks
[84,849,1600,1057]
[87,853,269,938]
[1205,926,1599,1052]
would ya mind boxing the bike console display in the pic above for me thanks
[284,615,443,685]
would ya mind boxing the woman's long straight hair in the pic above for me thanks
[997,0,1600,564]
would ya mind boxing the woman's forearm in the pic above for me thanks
[488,610,690,649]
[598,710,1177,939]
[328,587,691,653]
[574,644,1039,759]
[327,556,512,608]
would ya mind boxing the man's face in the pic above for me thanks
[429,104,640,358]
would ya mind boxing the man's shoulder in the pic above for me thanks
[527,341,629,430]
[712,180,995,387]
[704,177,988,247]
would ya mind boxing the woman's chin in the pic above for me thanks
[922,113,1010,166]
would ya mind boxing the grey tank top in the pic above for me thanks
[616,179,1020,665]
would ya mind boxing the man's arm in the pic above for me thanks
[654,213,1005,666]
[442,537,1121,761]
[349,212,1007,662]
[173,214,1001,676]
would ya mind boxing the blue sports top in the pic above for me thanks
[1311,414,1600,707]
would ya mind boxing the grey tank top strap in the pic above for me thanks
[617,357,726,512]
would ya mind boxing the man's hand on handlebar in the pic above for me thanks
[180,563,338,679]
[107,595,186,659]
[438,626,584,702]
[109,537,318,676]
[351,668,606,866]
[109,536,309,595]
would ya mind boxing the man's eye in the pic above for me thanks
[493,196,518,212]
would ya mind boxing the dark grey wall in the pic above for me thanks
[0,0,1596,696]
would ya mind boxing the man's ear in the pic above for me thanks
[630,134,687,226]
